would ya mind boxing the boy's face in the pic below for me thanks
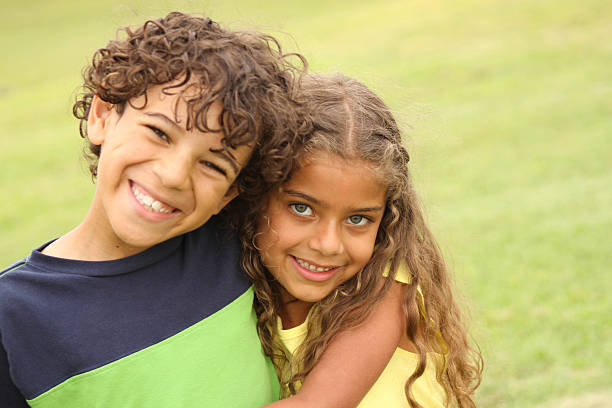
[86,84,253,258]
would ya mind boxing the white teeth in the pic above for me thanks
[131,184,173,214]
[295,257,335,272]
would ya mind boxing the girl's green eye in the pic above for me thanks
[290,203,313,216]
[347,215,367,226]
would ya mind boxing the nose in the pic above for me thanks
[309,221,344,256]
[153,150,191,190]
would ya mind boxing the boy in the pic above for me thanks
[0,12,306,407]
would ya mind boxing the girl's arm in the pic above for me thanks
[263,281,405,408]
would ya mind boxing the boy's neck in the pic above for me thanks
[41,201,144,261]
[41,226,128,261]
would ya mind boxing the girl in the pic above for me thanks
[231,74,483,407]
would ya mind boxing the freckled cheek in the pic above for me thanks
[257,204,289,241]
[255,216,282,255]
[351,239,378,269]
[256,233,274,256]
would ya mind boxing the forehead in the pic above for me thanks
[283,152,386,206]
[129,82,221,127]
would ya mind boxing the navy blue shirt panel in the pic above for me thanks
[0,339,29,407]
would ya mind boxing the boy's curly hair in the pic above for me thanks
[74,11,309,191]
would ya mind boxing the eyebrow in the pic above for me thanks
[209,148,240,175]
[145,112,240,176]
[283,189,385,213]
[144,112,183,132]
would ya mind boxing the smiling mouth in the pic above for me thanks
[130,182,176,214]
[294,256,338,272]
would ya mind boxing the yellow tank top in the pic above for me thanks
[277,265,446,407]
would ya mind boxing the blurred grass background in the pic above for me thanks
[1,0,610,406]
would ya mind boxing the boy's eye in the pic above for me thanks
[147,125,169,143]
[290,203,313,216]
[347,215,368,226]
[201,161,227,177]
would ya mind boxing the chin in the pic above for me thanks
[115,232,165,255]
[299,290,332,303]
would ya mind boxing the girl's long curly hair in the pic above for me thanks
[231,73,483,407]
[73,11,309,193]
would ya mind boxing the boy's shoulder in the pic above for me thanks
[0,237,68,283]
[0,239,67,287]
[0,259,27,277]
[0,257,34,313]
[0,248,37,287]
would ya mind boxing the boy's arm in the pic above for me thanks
[263,281,405,408]
[0,342,29,408]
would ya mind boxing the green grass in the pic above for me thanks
[1,0,610,406]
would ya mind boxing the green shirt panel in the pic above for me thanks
[28,287,279,408]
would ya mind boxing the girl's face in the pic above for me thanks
[256,152,386,304]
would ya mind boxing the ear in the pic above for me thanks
[212,184,239,215]
[87,96,113,146]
